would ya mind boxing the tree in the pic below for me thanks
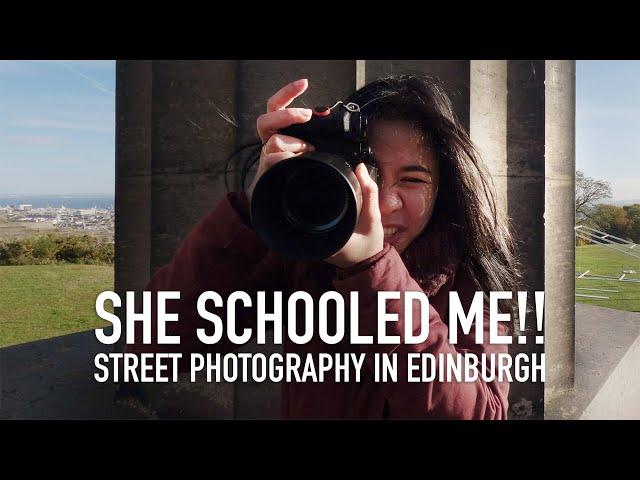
[623,204,640,243]
[587,204,631,240]
[575,170,612,220]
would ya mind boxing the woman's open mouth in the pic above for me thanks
[383,226,404,246]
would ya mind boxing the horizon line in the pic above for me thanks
[0,192,114,196]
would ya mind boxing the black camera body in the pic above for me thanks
[250,102,376,261]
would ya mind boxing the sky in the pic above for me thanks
[0,60,638,201]
[0,60,115,195]
[576,60,640,202]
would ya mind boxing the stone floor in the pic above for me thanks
[0,330,140,419]
[546,303,640,419]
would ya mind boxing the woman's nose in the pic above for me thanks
[378,186,403,216]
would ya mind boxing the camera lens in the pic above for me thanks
[281,163,349,233]
[250,152,359,261]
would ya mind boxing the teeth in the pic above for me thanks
[383,227,398,235]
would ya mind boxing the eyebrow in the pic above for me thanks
[399,165,432,175]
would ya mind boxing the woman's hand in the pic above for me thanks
[246,78,316,202]
[325,163,385,269]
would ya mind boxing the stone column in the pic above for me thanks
[233,60,357,418]
[470,61,508,218]
[362,60,471,130]
[470,61,575,419]
[544,61,576,402]
[115,61,240,418]
[115,61,151,299]
[150,61,238,273]
[504,60,547,419]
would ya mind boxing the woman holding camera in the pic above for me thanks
[127,75,521,419]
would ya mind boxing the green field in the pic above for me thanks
[0,264,112,348]
[576,244,640,312]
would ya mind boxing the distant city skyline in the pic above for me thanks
[1,60,638,201]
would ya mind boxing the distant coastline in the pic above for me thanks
[0,194,114,210]
[0,194,636,210]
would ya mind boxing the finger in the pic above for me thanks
[355,163,381,223]
[267,79,308,113]
[257,108,313,142]
[263,134,315,155]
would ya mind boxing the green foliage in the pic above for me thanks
[0,233,114,266]
[624,204,640,242]
[579,203,640,243]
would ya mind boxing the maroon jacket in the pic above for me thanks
[127,192,509,419]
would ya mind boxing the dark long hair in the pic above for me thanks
[226,74,521,309]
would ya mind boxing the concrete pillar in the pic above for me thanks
[544,61,576,401]
[471,61,575,419]
[505,60,547,419]
[115,61,239,419]
[470,61,508,218]
[362,60,471,131]
[151,60,239,418]
[150,61,237,272]
[115,61,151,298]
[233,60,357,418]
[114,61,152,410]
[507,60,546,289]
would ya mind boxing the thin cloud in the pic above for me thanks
[8,118,112,134]
[61,62,114,96]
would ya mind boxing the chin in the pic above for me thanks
[385,235,407,253]
[394,244,408,254]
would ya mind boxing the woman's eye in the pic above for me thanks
[401,177,429,184]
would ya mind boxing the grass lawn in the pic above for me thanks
[576,244,640,312]
[0,264,112,348]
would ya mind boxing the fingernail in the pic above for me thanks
[301,108,313,118]
[293,78,307,87]
[313,105,331,117]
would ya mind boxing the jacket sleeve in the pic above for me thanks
[124,192,287,366]
[332,244,510,420]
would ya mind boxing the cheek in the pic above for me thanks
[403,188,437,231]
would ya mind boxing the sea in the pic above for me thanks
[0,194,114,210]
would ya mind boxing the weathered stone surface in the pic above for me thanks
[0,331,141,419]
[363,60,470,131]
[544,61,576,402]
[546,303,640,419]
